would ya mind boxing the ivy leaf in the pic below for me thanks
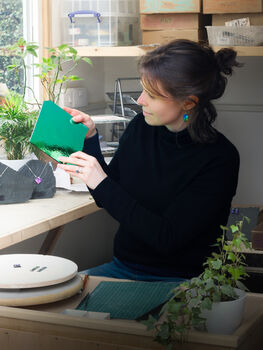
[227,252,236,262]
[211,259,222,270]
[221,285,236,299]
[141,314,157,331]
[201,297,212,310]
[230,225,239,233]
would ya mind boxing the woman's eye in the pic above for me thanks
[146,90,155,99]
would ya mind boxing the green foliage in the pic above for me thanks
[0,92,38,159]
[0,36,92,159]
[142,217,252,347]
[34,44,92,104]
[1,36,93,107]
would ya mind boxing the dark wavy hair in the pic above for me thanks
[138,39,242,143]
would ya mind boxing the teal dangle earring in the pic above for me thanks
[183,113,189,122]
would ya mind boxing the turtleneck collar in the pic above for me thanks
[159,125,194,148]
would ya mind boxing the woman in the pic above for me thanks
[58,39,241,282]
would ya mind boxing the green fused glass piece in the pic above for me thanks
[30,101,88,163]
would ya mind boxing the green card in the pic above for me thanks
[30,101,88,163]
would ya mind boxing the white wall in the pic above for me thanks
[214,56,263,205]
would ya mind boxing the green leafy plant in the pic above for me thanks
[1,39,92,106]
[0,39,92,159]
[143,217,252,348]
[0,92,38,159]
[34,44,92,104]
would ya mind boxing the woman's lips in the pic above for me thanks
[143,110,152,116]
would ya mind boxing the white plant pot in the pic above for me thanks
[201,288,246,335]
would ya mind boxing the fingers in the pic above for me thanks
[63,107,81,116]
[63,107,91,123]
[59,152,93,163]
[58,163,81,174]
[63,107,96,138]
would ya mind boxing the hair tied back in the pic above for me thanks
[215,48,242,76]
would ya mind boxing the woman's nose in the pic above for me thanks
[137,91,146,106]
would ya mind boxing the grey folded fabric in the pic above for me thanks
[18,160,56,199]
[0,162,35,204]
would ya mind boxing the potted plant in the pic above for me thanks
[0,39,92,160]
[35,44,92,105]
[1,38,92,106]
[0,92,38,159]
[143,217,251,348]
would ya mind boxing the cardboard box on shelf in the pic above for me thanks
[213,13,263,26]
[140,0,201,14]
[142,29,206,45]
[203,0,263,14]
[140,13,211,30]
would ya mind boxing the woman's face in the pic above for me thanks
[137,88,187,132]
[137,82,186,132]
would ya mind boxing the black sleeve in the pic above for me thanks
[82,132,121,205]
[82,132,121,178]
[91,152,239,255]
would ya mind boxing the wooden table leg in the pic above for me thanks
[38,225,65,255]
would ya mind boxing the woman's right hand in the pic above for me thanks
[63,106,97,138]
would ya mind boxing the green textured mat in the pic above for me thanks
[30,101,88,163]
[77,281,180,320]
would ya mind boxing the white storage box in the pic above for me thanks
[61,0,139,46]
[60,87,88,108]
[206,26,263,46]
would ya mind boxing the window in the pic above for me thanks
[0,0,40,101]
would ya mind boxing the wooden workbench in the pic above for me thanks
[0,190,100,253]
[0,276,262,350]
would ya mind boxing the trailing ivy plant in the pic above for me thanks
[142,217,251,348]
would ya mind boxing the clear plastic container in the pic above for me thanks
[206,26,263,46]
[61,0,139,46]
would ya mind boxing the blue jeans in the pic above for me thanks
[82,257,187,282]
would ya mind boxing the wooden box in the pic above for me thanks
[213,13,263,26]
[0,277,263,349]
[140,13,211,30]
[140,0,201,14]
[203,0,263,14]
[142,29,205,45]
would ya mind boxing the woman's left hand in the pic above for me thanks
[58,152,107,189]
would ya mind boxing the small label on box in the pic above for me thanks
[69,27,81,35]
[225,18,250,27]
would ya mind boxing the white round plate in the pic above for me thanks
[0,274,83,306]
[0,254,78,288]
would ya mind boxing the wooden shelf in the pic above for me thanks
[76,46,149,57]
[213,46,263,56]
[75,45,263,57]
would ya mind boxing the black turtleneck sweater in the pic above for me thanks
[83,113,239,278]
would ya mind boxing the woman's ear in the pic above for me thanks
[184,95,199,111]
